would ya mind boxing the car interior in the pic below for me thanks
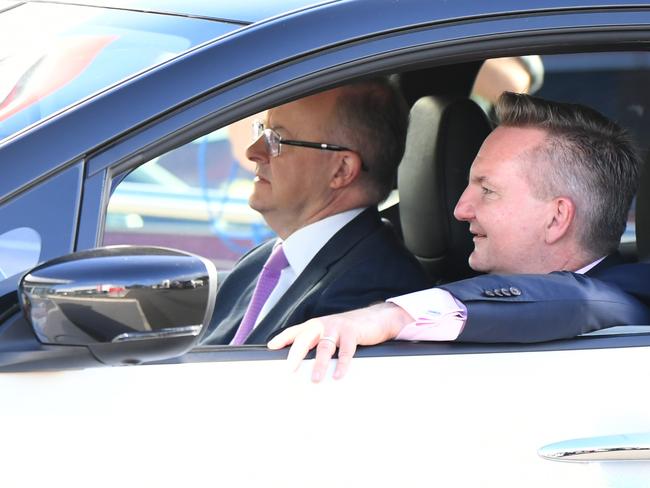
[104,51,650,339]
[383,63,492,285]
[377,54,649,288]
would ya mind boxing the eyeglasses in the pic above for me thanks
[252,120,368,171]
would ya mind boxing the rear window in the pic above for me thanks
[535,52,650,244]
[0,227,40,280]
[0,2,237,141]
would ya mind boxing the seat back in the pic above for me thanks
[398,96,492,283]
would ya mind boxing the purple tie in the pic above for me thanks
[230,244,289,345]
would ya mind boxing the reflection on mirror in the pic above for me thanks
[19,246,217,348]
[0,227,41,280]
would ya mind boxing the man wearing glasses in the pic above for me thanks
[203,78,429,345]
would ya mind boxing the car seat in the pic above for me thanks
[398,95,492,284]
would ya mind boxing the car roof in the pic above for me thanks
[17,0,338,24]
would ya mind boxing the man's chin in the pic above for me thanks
[249,187,272,209]
[248,196,267,214]
[467,253,489,273]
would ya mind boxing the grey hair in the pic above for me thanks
[496,92,641,257]
[331,77,409,203]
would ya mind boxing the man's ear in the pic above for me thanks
[545,196,575,244]
[330,151,363,189]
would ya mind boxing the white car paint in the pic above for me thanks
[0,345,648,487]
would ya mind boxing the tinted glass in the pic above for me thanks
[0,163,82,292]
[536,52,650,244]
[67,0,323,23]
[0,227,41,280]
[0,3,236,141]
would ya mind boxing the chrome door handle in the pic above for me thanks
[539,433,650,462]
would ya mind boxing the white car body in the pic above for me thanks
[1,2,650,487]
[1,341,649,487]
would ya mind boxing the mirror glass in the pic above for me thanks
[19,246,217,346]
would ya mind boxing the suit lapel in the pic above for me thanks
[203,240,274,344]
[246,208,382,343]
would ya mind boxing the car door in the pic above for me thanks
[1,2,649,487]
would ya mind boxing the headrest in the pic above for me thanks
[391,63,483,106]
[398,96,492,283]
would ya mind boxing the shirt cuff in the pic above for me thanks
[387,288,467,341]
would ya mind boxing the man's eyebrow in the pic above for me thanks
[470,174,501,189]
[469,174,488,184]
[268,123,289,135]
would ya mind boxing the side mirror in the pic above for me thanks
[18,246,217,365]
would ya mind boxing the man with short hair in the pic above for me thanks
[203,79,428,345]
[268,92,649,382]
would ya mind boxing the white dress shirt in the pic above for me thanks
[389,256,607,341]
[253,207,366,328]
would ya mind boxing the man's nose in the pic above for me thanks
[453,188,474,222]
[246,136,269,164]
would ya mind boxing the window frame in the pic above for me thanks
[60,9,650,366]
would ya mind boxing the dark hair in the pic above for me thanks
[496,92,641,257]
[332,77,409,203]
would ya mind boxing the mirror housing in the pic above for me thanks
[18,246,217,365]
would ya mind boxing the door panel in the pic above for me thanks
[0,345,647,487]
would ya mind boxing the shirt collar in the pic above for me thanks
[279,208,366,276]
[575,256,607,274]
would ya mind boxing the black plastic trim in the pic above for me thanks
[155,330,650,365]
[0,313,101,372]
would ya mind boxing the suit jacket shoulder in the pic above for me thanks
[588,257,650,306]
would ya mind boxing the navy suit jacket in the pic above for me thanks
[439,254,650,343]
[203,208,429,344]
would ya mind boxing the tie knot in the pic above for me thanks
[264,243,289,274]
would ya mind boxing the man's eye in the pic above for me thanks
[481,186,494,195]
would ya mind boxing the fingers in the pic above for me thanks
[266,312,366,382]
[311,335,338,383]
[332,334,357,380]
[268,320,334,377]
[267,326,302,350]
[284,322,323,372]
